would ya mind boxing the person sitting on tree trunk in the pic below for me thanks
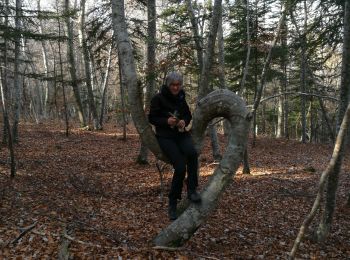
[148,71,201,220]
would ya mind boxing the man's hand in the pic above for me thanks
[177,120,185,129]
[167,117,177,127]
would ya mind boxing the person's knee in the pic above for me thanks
[173,161,186,175]
[186,148,198,159]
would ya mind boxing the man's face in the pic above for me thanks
[169,80,181,96]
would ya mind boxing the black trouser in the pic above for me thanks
[157,134,198,202]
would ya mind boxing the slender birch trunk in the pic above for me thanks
[65,0,86,127]
[99,42,113,127]
[2,0,10,144]
[37,0,51,118]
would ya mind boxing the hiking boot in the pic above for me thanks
[188,190,201,203]
[168,201,177,220]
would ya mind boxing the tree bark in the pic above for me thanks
[80,0,100,130]
[65,0,87,127]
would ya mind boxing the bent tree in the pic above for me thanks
[111,0,251,246]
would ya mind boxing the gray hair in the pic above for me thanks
[165,71,183,88]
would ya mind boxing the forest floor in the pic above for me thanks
[0,122,349,259]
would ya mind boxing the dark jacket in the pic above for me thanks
[148,85,192,138]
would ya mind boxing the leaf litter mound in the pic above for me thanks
[0,123,349,259]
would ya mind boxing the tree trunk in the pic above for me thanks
[300,0,308,143]
[99,42,113,127]
[65,0,87,127]
[80,0,100,130]
[0,68,16,177]
[185,0,204,75]
[118,55,127,141]
[239,0,251,96]
[137,0,157,164]
[111,0,251,246]
[186,0,222,160]
[252,0,295,112]
[217,12,226,89]
[197,0,222,99]
[13,0,23,143]
[2,0,10,144]
[276,83,284,138]
[208,123,222,161]
[154,90,250,246]
[37,0,51,118]
[198,0,223,160]
[58,11,69,136]
[318,97,335,143]
[316,0,350,242]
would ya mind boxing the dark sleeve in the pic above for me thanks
[148,95,169,127]
[183,99,192,127]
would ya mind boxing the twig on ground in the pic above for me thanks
[9,222,37,245]
[152,246,182,251]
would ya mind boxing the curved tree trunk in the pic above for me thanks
[154,90,251,246]
[111,0,166,161]
[111,0,251,247]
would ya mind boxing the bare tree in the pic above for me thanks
[79,0,101,130]
[12,0,23,142]
[64,0,87,127]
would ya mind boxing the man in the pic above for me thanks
[148,71,201,220]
